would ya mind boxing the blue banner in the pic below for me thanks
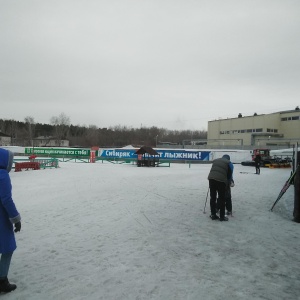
[99,149,211,161]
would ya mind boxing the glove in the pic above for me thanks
[14,221,21,233]
[230,181,235,187]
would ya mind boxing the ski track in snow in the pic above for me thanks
[4,162,300,300]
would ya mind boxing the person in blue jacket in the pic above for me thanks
[0,148,21,293]
[224,155,234,215]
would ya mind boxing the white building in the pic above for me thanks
[208,108,300,147]
[0,132,11,146]
[33,136,69,147]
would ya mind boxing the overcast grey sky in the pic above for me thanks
[1,0,299,130]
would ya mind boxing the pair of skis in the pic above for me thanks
[240,171,259,174]
[270,166,299,211]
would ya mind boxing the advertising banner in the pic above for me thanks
[99,149,211,161]
[25,148,92,157]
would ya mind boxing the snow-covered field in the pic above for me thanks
[5,161,300,300]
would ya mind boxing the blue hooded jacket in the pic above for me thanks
[0,148,21,254]
[222,154,234,182]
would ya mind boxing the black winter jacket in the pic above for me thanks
[207,158,232,185]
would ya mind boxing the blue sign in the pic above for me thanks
[158,150,210,161]
[99,149,210,161]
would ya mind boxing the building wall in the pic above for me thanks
[33,139,69,147]
[0,136,11,146]
[207,110,300,147]
[279,111,300,139]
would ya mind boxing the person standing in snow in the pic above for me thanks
[254,154,261,174]
[208,154,232,221]
[0,148,21,293]
[216,155,235,216]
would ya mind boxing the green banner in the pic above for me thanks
[25,147,92,157]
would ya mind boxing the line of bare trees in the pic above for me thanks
[0,113,207,148]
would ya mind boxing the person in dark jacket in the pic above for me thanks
[208,154,232,221]
[0,148,21,293]
[254,154,261,174]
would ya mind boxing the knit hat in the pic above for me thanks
[222,154,230,161]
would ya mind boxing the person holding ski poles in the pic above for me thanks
[208,154,232,221]
[0,148,21,293]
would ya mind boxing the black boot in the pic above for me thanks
[0,277,17,293]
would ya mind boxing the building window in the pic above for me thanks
[255,128,263,132]
[267,128,278,133]
[281,116,298,121]
[247,129,252,133]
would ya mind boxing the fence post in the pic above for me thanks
[90,150,96,163]
[293,151,300,223]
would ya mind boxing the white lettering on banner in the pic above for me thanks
[157,152,163,158]
[163,151,203,160]
[105,150,131,158]
[119,152,130,158]
[26,148,91,156]
[105,150,115,157]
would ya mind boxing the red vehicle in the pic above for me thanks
[251,149,271,161]
[242,148,291,168]
[242,149,271,167]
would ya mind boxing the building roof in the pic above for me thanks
[135,146,159,156]
[208,108,300,123]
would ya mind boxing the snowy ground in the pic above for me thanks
[4,161,300,300]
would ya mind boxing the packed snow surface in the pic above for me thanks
[5,161,300,300]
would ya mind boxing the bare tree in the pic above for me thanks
[84,125,99,146]
[50,113,71,146]
[24,116,35,146]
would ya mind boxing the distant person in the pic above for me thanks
[0,148,21,293]
[254,154,261,174]
[208,154,232,221]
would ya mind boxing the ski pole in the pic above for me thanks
[270,166,298,211]
[203,187,209,214]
